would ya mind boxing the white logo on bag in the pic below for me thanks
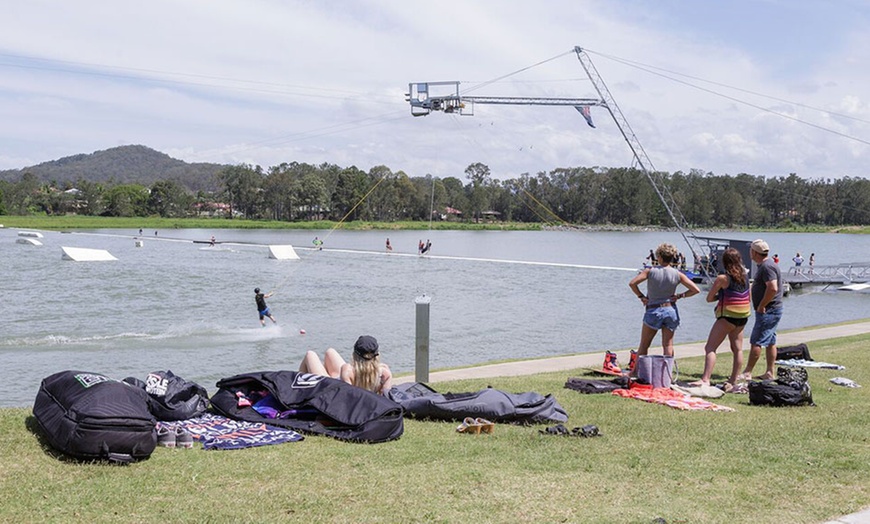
[293,373,324,388]
[145,373,169,396]
[74,373,110,388]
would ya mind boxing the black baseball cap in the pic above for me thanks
[353,335,379,360]
[254,288,260,293]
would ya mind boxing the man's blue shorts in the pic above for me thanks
[750,307,783,347]
[258,307,271,319]
[643,305,680,331]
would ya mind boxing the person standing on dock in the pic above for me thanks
[386,238,392,253]
[809,253,815,274]
[793,252,804,266]
[740,239,783,381]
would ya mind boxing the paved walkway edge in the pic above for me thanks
[395,320,870,385]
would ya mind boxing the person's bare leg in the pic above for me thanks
[637,324,657,356]
[631,324,658,377]
[323,348,347,378]
[693,319,730,385]
[299,351,328,376]
[760,343,777,380]
[727,327,745,385]
[661,328,675,357]
[741,344,762,380]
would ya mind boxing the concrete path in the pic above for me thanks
[396,320,870,524]
[396,320,870,385]
[822,507,870,524]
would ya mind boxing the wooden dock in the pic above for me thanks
[783,263,870,287]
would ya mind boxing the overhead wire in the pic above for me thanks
[583,49,870,126]
[584,48,870,148]
[270,172,390,294]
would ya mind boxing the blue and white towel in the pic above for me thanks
[157,413,303,450]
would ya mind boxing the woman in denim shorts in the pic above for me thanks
[629,243,701,361]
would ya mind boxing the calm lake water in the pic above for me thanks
[2,226,868,407]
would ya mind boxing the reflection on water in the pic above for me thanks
[1,227,868,407]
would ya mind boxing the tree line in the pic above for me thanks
[1,162,869,227]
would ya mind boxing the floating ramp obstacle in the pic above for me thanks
[17,237,43,246]
[18,231,44,238]
[61,246,118,261]
[268,245,300,260]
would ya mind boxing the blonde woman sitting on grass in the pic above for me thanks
[299,335,393,395]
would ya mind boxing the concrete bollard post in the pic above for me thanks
[415,295,431,383]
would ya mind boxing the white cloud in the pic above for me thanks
[1,0,868,180]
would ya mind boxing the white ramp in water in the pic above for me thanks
[17,237,43,246]
[61,246,118,261]
[840,283,870,291]
[268,245,300,260]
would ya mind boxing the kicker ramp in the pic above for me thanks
[268,245,300,260]
[61,246,118,261]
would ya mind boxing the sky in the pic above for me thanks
[1,0,869,181]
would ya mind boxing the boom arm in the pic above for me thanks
[406,47,704,261]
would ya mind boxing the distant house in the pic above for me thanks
[437,206,463,221]
[194,202,233,217]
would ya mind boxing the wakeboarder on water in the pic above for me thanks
[254,288,277,327]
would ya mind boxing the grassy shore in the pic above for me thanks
[2,214,868,233]
[2,332,869,523]
[0,215,542,231]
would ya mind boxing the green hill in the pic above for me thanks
[0,145,227,193]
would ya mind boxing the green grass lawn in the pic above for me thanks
[0,215,542,231]
[2,334,869,523]
[4,215,867,233]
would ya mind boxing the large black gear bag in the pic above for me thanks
[123,370,209,421]
[33,371,157,463]
[748,367,814,407]
[210,370,404,443]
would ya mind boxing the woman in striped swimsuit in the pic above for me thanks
[691,247,751,391]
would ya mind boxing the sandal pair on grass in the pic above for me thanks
[456,417,495,434]
[539,424,601,438]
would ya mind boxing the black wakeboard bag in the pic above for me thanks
[33,370,157,463]
[389,382,569,424]
[210,370,404,443]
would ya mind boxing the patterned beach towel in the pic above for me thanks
[157,413,303,450]
[612,384,735,412]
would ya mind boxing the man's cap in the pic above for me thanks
[750,239,770,255]
[254,287,260,293]
[353,335,379,360]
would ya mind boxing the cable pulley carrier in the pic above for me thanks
[405,46,706,264]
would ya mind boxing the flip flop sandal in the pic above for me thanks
[539,424,569,436]
[571,425,601,438]
[456,417,482,434]
[475,418,495,434]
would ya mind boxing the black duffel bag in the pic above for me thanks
[124,370,209,421]
[748,367,814,407]
[33,371,157,463]
[210,370,404,443]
